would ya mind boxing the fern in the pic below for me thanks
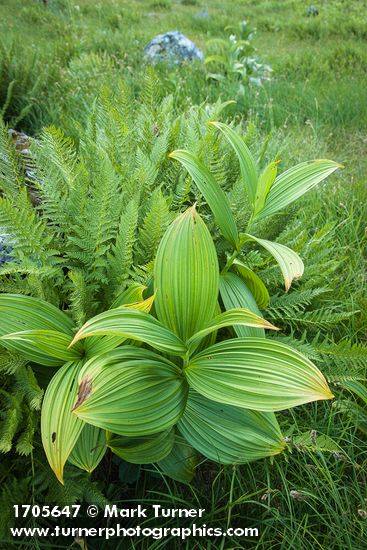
[0,389,23,453]
[137,190,171,264]
[14,366,43,411]
[0,117,25,195]
[107,198,139,299]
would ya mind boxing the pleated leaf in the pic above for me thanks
[254,161,278,216]
[233,259,270,308]
[68,424,106,473]
[107,430,174,464]
[246,234,304,291]
[169,150,239,248]
[187,308,277,356]
[156,434,197,483]
[220,272,265,338]
[84,295,156,358]
[257,159,341,220]
[69,307,186,356]
[210,121,258,206]
[110,282,147,308]
[41,361,85,483]
[178,390,285,464]
[154,206,219,342]
[0,294,76,366]
[0,330,83,365]
[73,348,188,436]
[341,380,367,405]
[185,338,334,412]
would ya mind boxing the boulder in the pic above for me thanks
[144,31,204,65]
[0,235,13,266]
[307,5,319,16]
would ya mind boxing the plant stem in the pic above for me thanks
[221,249,239,275]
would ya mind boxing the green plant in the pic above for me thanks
[0,206,334,485]
[205,20,272,94]
[0,122,340,486]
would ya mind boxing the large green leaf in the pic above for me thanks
[69,307,186,357]
[341,380,367,405]
[185,338,334,412]
[110,282,147,308]
[156,434,197,483]
[41,361,85,483]
[72,348,188,437]
[169,150,239,248]
[107,430,174,464]
[210,121,258,206]
[68,424,106,473]
[219,272,265,338]
[187,307,277,356]
[254,161,278,216]
[256,159,341,220]
[233,259,270,309]
[0,294,76,366]
[0,330,83,364]
[246,234,304,291]
[178,390,285,464]
[83,295,156,358]
[154,207,219,342]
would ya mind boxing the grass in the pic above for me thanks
[0,0,366,549]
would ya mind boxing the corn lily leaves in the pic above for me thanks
[154,207,219,342]
[0,330,83,366]
[169,151,239,249]
[41,361,85,483]
[341,380,367,405]
[254,161,278,216]
[209,121,258,206]
[69,307,186,357]
[156,434,197,484]
[110,282,147,309]
[68,424,106,473]
[233,259,270,309]
[0,294,74,334]
[178,390,285,464]
[0,294,76,366]
[187,307,277,356]
[72,348,188,437]
[184,338,334,412]
[245,234,304,291]
[107,430,174,464]
[83,295,156,358]
[256,159,341,221]
[219,272,265,338]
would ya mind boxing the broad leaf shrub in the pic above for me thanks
[0,121,341,484]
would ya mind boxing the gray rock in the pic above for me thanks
[307,5,319,16]
[0,234,13,266]
[144,31,204,65]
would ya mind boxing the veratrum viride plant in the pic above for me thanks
[0,122,341,484]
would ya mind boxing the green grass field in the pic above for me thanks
[0,1,366,549]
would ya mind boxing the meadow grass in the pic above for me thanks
[0,1,366,548]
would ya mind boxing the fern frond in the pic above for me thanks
[0,349,28,375]
[14,366,43,410]
[107,198,139,297]
[0,117,25,195]
[137,191,170,264]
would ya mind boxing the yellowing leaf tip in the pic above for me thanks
[68,334,80,348]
